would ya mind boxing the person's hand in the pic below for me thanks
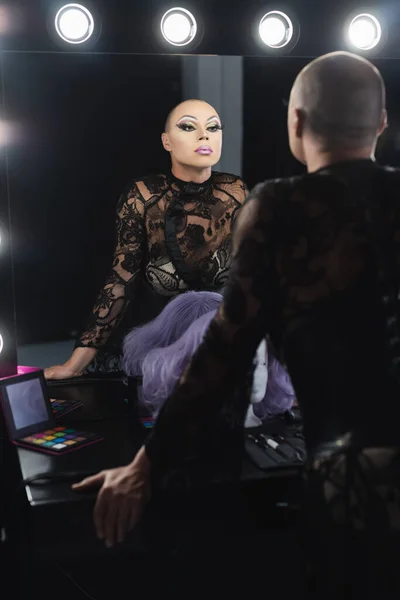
[44,348,97,380]
[44,364,83,380]
[72,448,151,547]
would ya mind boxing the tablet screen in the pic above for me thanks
[0,371,52,438]
[7,377,49,430]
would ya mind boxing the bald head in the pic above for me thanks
[164,99,218,132]
[161,98,223,170]
[291,51,386,150]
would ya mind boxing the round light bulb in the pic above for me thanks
[160,8,197,47]
[259,11,293,49]
[55,3,94,45]
[348,14,381,50]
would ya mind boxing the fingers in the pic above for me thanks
[103,490,118,548]
[44,368,54,379]
[89,468,150,548]
[44,366,80,380]
[128,502,142,532]
[99,492,146,547]
[93,485,111,541]
[44,369,62,380]
[117,498,132,545]
[74,471,139,546]
[72,472,105,490]
[98,493,134,547]
[44,365,63,376]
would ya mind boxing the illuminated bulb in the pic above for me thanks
[54,3,94,44]
[348,13,381,50]
[259,11,293,48]
[160,7,197,46]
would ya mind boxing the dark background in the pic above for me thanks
[242,57,400,186]
[2,1,400,345]
[3,53,181,344]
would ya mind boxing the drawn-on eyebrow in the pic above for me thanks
[176,115,198,123]
[176,115,221,124]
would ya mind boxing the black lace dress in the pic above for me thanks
[76,172,247,373]
[145,160,400,594]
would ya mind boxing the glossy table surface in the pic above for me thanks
[4,381,302,559]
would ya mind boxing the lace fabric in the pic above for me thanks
[145,160,400,488]
[304,440,400,599]
[77,172,247,349]
[308,441,400,531]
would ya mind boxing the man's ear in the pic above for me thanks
[378,109,388,136]
[293,107,304,139]
[161,132,171,152]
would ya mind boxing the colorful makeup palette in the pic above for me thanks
[50,398,82,419]
[0,369,103,456]
[19,426,101,454]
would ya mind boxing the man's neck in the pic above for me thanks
[171,163,212,183]
[305,147,375,173]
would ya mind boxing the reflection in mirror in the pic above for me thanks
[4,53,400,378]
[4,52,248,378]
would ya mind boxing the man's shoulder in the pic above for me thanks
[250,174,305,201]
[251,163,400,199]
[379,164,400,180]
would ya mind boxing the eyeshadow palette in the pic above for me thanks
[0,370,104,456]
[50,398,82,419]
[18,426,102,454]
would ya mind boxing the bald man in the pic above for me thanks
[115,50,394,582]
[73,55,400,595]
[288,50,387,169]
[137,52,400,592]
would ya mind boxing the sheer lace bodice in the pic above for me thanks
[145,160,400,475]
[77,172,247,349]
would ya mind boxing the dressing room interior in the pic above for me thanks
[2,0,400,598]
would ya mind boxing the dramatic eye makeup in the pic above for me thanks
[206,115,223,131]
[176,115,223,132]
[206,121,223,132]
[177,121,196,131]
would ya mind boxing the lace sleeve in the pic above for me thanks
[145,185,279,468]
[233,177,249,222]
[77,183,146,349]
[217,174,248,222]
[229,176,248,204]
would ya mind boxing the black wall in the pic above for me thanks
[2,52,181,344]
[243,57,400,189]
